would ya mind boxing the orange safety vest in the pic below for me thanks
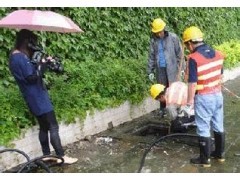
[166,81,188,106]
[188,51,224,94]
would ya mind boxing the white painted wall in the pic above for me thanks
[0,66,239,172]
[0,97,159,171]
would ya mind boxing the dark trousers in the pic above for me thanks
[157,67,169,110]
[36,111,64,157]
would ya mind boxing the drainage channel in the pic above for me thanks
[3,58,240,174]
[4,72,240,173]
[3,114,198,173]
[76,116,199,173]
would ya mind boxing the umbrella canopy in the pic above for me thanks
[0,9,84,33]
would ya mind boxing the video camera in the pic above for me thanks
[28,43,64,74]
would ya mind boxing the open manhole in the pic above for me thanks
[130,122,170,137]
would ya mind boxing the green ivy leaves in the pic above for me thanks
[0,7,239,146]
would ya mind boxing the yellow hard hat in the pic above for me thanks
[150,84,165,99]
[151,18,166,33]
[183,26,203,42]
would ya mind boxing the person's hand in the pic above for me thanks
[46,56,54,63]
[180,104,194,118]
[148,73,155,82]
[41,56,54,64]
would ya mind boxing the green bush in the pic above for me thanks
[0,57,150,144]
[0,85,35,145]
[0,7,239,146]
[214,40,240,69]
[47,57,150,123]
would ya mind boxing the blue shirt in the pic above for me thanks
[9,52,53,116]
[158,39,166,67]
[188,44,219,83]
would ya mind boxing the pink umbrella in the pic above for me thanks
[0,9,84,33]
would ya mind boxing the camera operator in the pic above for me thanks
[8,29,78,164]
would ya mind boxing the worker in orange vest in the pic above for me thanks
[182,26,225,167]
[150,81,195,132]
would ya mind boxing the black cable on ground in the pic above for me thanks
[17,155,64,173]
[0,148,32,173]
[27,160,52,173]
[137,133,199,173]
[0,148,31,162]
[0,149,64,173]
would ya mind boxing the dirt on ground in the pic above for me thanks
[5,77,240,173]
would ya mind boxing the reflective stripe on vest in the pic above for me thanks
[188,51,224,94]
[196,79,221,90]
[197,59,224,73]
[167,81,187,106]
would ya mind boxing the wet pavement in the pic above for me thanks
[7,77,240,173]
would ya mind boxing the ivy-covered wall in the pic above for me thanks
[0,7,239,145]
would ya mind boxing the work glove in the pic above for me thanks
[148,73,155,82]
[180,104,194,118]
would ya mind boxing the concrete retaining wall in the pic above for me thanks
[0,97,159,171]
[1,66,240,172]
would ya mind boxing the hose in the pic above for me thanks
[0,148,31,162]
[17,155,64,173]
[0,149,63,173]
[137,133,199,173]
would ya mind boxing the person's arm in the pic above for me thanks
[147,37,156,75]
[180,58,197,117]
[19,54,47,84]
[187,83,197,105]
[172,34,184,81]
[166,105,178,121]
[26,55,54,84]
[187,58,198,105]
[173,34,184,70]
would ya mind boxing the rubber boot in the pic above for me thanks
[211,131,225,162]
[190,136,211,167]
